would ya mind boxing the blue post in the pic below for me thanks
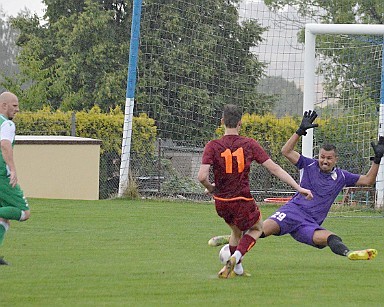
[126,0,143,99]
[119,0,143,196]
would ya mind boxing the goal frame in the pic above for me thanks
[303,23,384,208]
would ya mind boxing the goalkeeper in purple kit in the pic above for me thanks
[209,110,379,260]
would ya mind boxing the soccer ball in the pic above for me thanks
[219,244,231,264]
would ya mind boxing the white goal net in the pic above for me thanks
[304,24,384,213]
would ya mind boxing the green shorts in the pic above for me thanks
[0,176,29,211]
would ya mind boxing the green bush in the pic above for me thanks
[13,109,376,198]
[214,112,376,191]
[14,106,157,199]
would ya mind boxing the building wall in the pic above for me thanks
[13,136,101,200]
[164,150,202,182]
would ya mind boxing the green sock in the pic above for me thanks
[0,207,22,221]
[0,224,6,246]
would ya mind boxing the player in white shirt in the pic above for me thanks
[0,92,31,265]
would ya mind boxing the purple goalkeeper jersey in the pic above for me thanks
[288,155,360,225]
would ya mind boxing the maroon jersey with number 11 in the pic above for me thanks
[202,135,270,200]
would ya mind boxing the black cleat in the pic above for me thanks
[0,256,9,265]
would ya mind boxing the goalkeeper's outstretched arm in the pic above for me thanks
[356,136,384,185]
[281,133,301,165]
[282,110,319,164]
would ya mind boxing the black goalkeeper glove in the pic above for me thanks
[371,136,384,164]
[296,110,319,136]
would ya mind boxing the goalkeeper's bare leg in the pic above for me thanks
[209,219,378,260]
[209,219,280,247]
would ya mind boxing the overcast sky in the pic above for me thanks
[0,0,45,17]
[0,0,304,86]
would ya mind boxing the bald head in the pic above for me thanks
[0,91,19,120]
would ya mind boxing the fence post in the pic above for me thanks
[71,112,76,136]
[158,138,162,192]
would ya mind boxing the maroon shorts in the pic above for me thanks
[215,199,261,231]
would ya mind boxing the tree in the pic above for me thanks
[6,0,274,140]
[136,0,274,140]
[0,9,20,92]
[257,76,303,117]
[264,0,384,112]
[264,0,384,24]
[7,0,131,110]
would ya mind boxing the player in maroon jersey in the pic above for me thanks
[198,104,313,278]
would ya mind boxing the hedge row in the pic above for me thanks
[14,107,376,174]
[13,108,376,197]
[14,106,157,198]
[216,112,376,176]
[14,105,157,157]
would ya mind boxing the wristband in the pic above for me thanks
[370,156,382,164]
[296,128,307,136]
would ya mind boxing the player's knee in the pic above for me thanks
[0,218,10,228]
[263,219,280,236]
[20,210,31,222]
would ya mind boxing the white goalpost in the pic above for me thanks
[303,23,384,209]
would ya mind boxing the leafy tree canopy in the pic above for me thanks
[264,0,384,24]
[6,0,130,110]
[136,0,274,140]
[0,8,20,92]
[257,76,303,117]
[264,0,384,111]
[6,0,274,140]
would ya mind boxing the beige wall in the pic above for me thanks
[13,136,101,200]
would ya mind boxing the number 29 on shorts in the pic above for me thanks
[270,211,286,222]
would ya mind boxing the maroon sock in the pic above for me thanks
[229,245,242,263]
[237,234,256,257]
[229,245,237,255]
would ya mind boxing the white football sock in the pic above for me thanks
[234,263,244,275]
[233,250,242,263]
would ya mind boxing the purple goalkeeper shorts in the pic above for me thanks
[268,203,326,249]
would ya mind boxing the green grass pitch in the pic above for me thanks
[1,198,383,306]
